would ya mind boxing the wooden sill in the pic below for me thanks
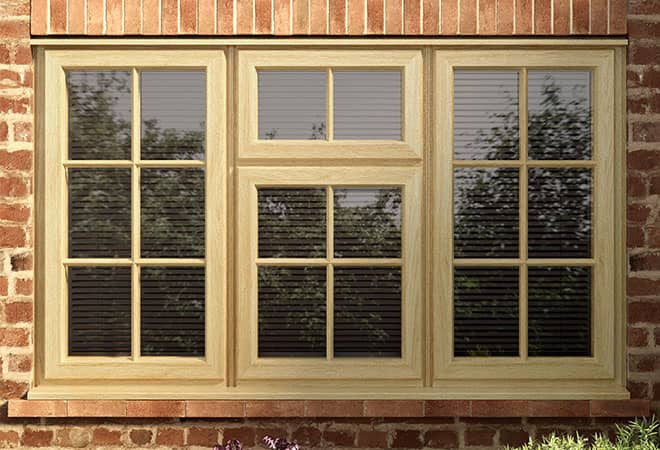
[8,399,650,418]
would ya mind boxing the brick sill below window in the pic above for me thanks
[8,399,650,419]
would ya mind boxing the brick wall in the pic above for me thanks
[0,0,658,448]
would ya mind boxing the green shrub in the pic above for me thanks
[506,417,660,450]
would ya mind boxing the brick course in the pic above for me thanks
[0,0,658,448]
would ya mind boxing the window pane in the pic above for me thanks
[454,70,519,160]
[141,71,206,160]
[258,266,326,357]
[528,168,591,258]
[528,71,591,160]
[69,168,131,258]
[141,267,205,357]
[454,168,519,258]
[68,266,131,356]
[334,267,401,357]
[258,188,326,258]
[67,71,132,160]
[454,267,519,357]
[258,71,327,140]
[528,266,591,356]
[333,70,401,140]
[334,187,401,258]
[141,168,205,258]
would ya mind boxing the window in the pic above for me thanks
[34,44,626,399]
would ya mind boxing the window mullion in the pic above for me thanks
[327,68,334,141]
[326,186,334,360]
[131,68,142,361]
[519,68,529,361]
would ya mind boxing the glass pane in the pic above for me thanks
[454,70,519,160]
[528,71,591,160]
[69,168,131,258]
[333,70,402,140]
[528,168,591,258]
[141,267,205,357]
[141,71,206,160]
[258,188,326,258]
[258,71,327,140]
[334,267,401,357]
[528,266,591,356]
[67,70,132,160]
[68,266,131,356]
[141,168,205,258]
[258,266,326,357]
[454,168,519,258]
[454,267,519,357]
[334,187,401,258]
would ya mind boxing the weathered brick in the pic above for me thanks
[323,429,355,446]
[0,431,19,448]
[5,302,32,323]
[7,353,32,372]
[358,430,389,448]
[0,327,29,346]
[465,427,495,446]
[0,204,30,223]
[91,428,122,446]
[187,427,218,446]
[129,429,153,445]
[0,178,28,197]
[0,151,31,171]
[15,278,31,295]
[22,429,53,447]
[55,428,91,447]
[293,426,322,446]
[223,427,256,446]
[156,428,185,445]
[392,430,423,448]
[500,430,530,447]
[10,253,31,271]
[424,430,459,448]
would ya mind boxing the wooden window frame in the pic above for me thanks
[32,43,627,400]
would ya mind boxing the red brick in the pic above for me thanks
[237,0,254,33]
[274,0,292,34]
[186,400,245,417]
[10,253,31,271]
[515,0,532,33]
[0,277,7,296]
[629,354,660,372]
[465,427,495,446]
[629,381,649,399]
[425,400,471,416]
[0,151,31,171]
[628,326,650,347]
[365,400,423,417]
[293,0,309,33]
[0,204,29,223]
[255,0,272,33]
[0,46,9,64]
[126,400,185,417]
[631,46,660,66]
[15,278,31,295]
[87,0,104,34]
[129,429,153,445]
[628,174,647,198]
[143,0,161,33]
[123,0,141,33]
[553,0,570,34]
[49,0,67,32]
[500,430,530,447]
[472,400,530,417]
[628,226,645,248]
[56,428,91,448]
[628,204,651,224]
[0,381,28,400]
[32,0,47,34]
[631,253,660,272]
[535,0,551,33]
[650,175,660,196]
[348,0,365,34]
[424,430,459,448]
[629,19,660,39]
[628,278,660,297]
[648,227,660,248]
[497,0,513,33]
[293,426,322,446]
[324,429,355,446]
[571,0,588,33]
[0,328,29,346]
[306,400,363,417]
[223,427,256,446]
[218,0,234,34]
[392,430,422,448]
[0,122,7,141]
[529,400,590,416]
[358,430,389,448]
[22,429,53,447]
[180,0,197,33]
[67,0,84,33]
[459,0,476,33]
[92,428,122,446]
[0,20,29,38]
[609,0,626,34]
[386,0,402,34]
[7,353,31,372]
[0,97,29,114]
[162,0,179,34]
[310,0,327,33]
[629,0,660,14]
[629,150,660,170]
[368,0,385,34]
[246,400,305,417]
[106,0,123,34]
[478,0,496,34]
[8,400,66,417]
[590,400,650,417]
[156,428,185,446]
[12,122,31,142]
[5,302,32,323]
[0,431,19,447]
[187,427,219,446]
[68,400,127,417]
[629,302,660,323]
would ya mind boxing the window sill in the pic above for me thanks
[8,399,650,419]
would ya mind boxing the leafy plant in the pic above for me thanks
[214,440,243,450]
[506,416,660,450]
[263,435,300,450]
